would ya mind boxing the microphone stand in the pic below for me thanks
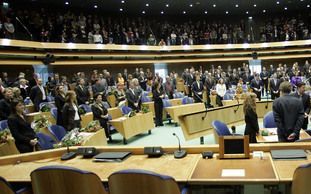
[15,16,33,40]
[172,133,187,159]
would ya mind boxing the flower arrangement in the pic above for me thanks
[78,107,86,115]
[32,115,51,133]
[80,120,102,133]
[54,128,83,148]
[141,104,150,114]
[127,110,136,117]
[0,129,11,144]
[40,104,51,112]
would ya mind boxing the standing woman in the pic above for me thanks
[55,85,66,126]
[153,81,164,127]
[62,91,81,131]
[91,93,112,142]
[243,93,259,143]
[8,99,39,153]
[215,78,226,106]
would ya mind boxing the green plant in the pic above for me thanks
[0,129,11,144]
[78,107,86,115]
[261,130,269,136]
[127,110,136,117]
[80,120,102,132]
[40,104,51,112]
[32,115,51,133]
[54,128,83,148]
[141,104,150,113]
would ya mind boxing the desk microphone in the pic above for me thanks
[172,133,187,159]
[61,146,77,161]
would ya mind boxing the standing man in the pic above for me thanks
[269,73,281,100]
[75,78,90,105]
[192,75,204,103]
[126,81,140,112]
[30,78,47,111]
[250,74,262,101]
[260,67,269,96]
[273,81,304,142]
[292,82,310,130]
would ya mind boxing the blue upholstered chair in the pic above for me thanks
[39,102,56,110]
[223,93,233,100]
[108,169,188,194]
[212,120,232,136]
[121,106,132,115]
[0,176,30,194]
[263,111,277,128]
[50,107,58,120]
[103,101,110,109]
[48,125,67,142]
[181,97,194,104]
[36,133,56,150]
[141,95,151,103]
[0,120,8,130]
[46,95,55,102]
[31,165,108,194]
[78,104,92,113]
[291,163,311,194]
[162,99,172,108]
[173,92,184,99]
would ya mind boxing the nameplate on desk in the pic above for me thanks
[221,169,245,177]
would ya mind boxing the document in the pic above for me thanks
[263,135,278,142]
[221,169,245,177]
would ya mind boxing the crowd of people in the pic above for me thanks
[0,59,310,152]
[0,7,310,45]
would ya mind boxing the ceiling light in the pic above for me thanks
[307,4,310,7]
[65,1,69,5]
[284,7,287,10]
[248,16,253,20]
[300,0,304,1]
[213,4,216,7]
[161,11,164,14]
[166,4,169,7]
[204,10,208,14]
[142,10,145,14]
[225,11,229,14]
[94,5,98,8]
[263,9,266,13]
[276,1,280,4]
[235,4,239,7]
[190,4,193,7]
[246,11,249,14]
[183,11,186,14]
[145,3,149,7]
[121,0,125,3]
[253,4,257,7]
[120,8,123,11]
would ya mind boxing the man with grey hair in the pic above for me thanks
[30,78,47,111]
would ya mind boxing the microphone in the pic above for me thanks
[61,145,77,161]
[172,133,187,159]
[231,126,236,135]
[15,16,33,40]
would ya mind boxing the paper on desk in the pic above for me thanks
[266,128,277,135]
[221,169,245,177]
[262,135,278,142]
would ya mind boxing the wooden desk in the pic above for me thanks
[25,104,35,114]
[109,112,155,144]
[0,139,19,156]
[26,112,56,125]
[257,129,310,143]
[142,99,182,117]
[222,100,244,107]
[107,95,116,108]
[80,130,107,146]
[107,107,123,119]
[165,103,205,125]
[190,153,278,184]
[80,112,93,128]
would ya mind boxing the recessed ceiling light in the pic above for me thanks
[276,1,280,4]
[225,11,229,14]
[161,11,164,14]
[307,4,310,7]
[246,11,249,14]
[65,1,69,5]
[94,5,98,8]
[235,4,239,7]
[253,4,257,7]
[183,11,186,14]
[204,10,208,14]
[145,3,149,7]
[166,4,169,7]
[142,10,145,14]
[248,16,253,20]
[121,0,125,3]
[284,7,287,10]
[263,9,266,13]
[300,0,304,1]
[120,8,123,11]
[190,4,193,7]
[213,4,216,7]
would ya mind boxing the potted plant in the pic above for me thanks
[32,115,51,133]
[54,128,83,148]
[80,120,102,133]
[141,104,150,114]
[40,104,51,112]
[0,129,11,144]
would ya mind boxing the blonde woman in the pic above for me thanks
[62,91,81,131]
[243,93,259,143]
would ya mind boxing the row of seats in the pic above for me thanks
[0,166,188,194]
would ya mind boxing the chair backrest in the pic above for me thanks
[0,176,15,194]
[263,111,277,128]
[48,125,67,142]
[47,95,55,102]
[181,97,189,104]
[103,101,110,109]
[31,165,108,194]
[223,93,233,100]
[141,95,151,103]
[162,99,172,107]
[292,163,311,194]
[121,106,132,115]
[173,92,184,99]
[79,104,92,113]
[36,132,56,150]
[108,169,181,194]
[212,120,232,136]
[0,120,8,130]
[50,108,58,119]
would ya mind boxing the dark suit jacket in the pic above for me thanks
[244,108,259,143]
[273,94,305,142]
[0,98,11,121]
[270,78,281,93]
[55,94,65,126]
[19,86,30,100]
[8,114,36,153]
[126,89,139,111]
[75,85,90,105]
[292,92,311,114]
[192,81,204,102]
[30,85,46,111]
[250,79,262,91]
[91,103,108,130]
[62,103,81,131]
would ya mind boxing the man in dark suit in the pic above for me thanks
[250,74,262,101]
[0,88,13,120]
[204,73,215,108]
[260,67,269,96]
[19,78,30,100]
[186,71,195,97]
[192,75,204,103]
[292,82,310,130]
[269,73,281,100]
[30,78,47,111]
[125,81,140,112]
[273,81,304,142]
[75,78,90,105]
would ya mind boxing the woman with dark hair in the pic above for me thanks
[153,81,164,127]
[243,93,259,143]
[62,91,81,131]
[55,85,66,126]
[8,99,39,153]
[91,93,112,142]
